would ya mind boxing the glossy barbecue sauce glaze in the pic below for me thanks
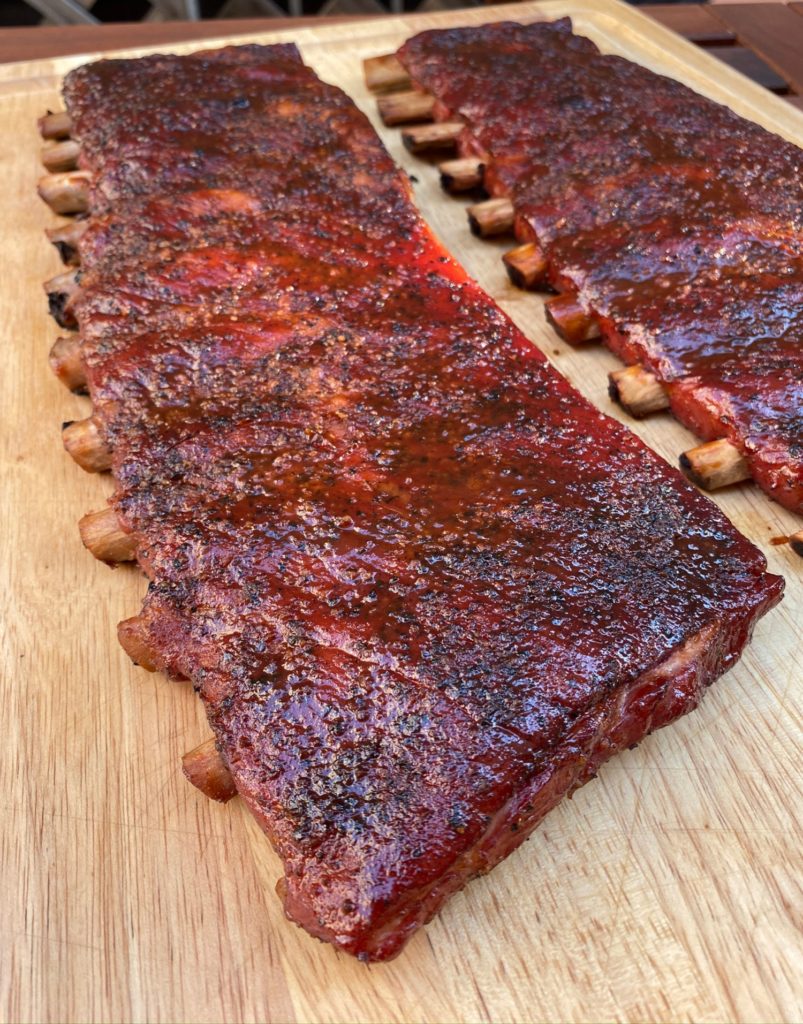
[398,20,803,512]
[64,45,782,960]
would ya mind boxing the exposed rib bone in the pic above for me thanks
[791,531,803,557]
[363,54,412,94]
[117,617,158,670]
[377,90,435,126]
[467,197,514,237]
[402,121,463,154]
[46,218,88,266]
[680,439,751,491]
[62,416,112,472]
[44,269,80,329]
[78,507,136,563]
[438,156,484,192]
[502,242,548,290]
[49,335,87,393]
[38,110,73,140]
[182,738,238,803]
[37,171,91,215]
[608,365,671,418]
[42,138,81,173]
[545,293,601,345]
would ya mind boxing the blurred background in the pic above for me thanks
[0,0,796,109]
[2,0,488,25]
[0,0,689,29]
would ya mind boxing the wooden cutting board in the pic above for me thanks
[1,3,801,1020]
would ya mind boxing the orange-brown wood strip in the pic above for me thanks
[705,44,789,93]
[641,3,737,44]
[708,3,803,92]
[0,15,360,65]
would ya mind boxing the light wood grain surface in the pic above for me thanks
[1,3,801,1021]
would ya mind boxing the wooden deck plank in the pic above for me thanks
[0,16,359,65]
[706,43,789,92]
[708,3,803,92]
[641,3,736,44]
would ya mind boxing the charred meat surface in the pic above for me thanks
[55,43,782,961]
[397,19,803,512]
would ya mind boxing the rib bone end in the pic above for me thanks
[467,197,514,238]
[46,219,88,266]
[377,90,435,126]
[363,54,412,94]
[79,507,136,564]
[439,156,484,193]
[608,365,670,418]
[38,110,73,140]
[41,138,81,173]
[49,335,87,393]
[45,269,80,329]
[679,439,751,491]
[38,171,91,216]
[117,617,158,671]
[62,417,112,473]
[182,738,238,803]
[790,531,803,557]
[502,242,549,290]
[545,293,600,345]
[401,121,463,154]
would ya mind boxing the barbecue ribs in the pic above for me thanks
[392,19,803,513]
[39,43,783,961]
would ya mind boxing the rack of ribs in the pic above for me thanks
[38,42,783,961]
[366,18,803,515]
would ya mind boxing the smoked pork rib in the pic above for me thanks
[396,20,803,513]
[51,45,783,961]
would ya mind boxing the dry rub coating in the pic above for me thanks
[53,43,782,960]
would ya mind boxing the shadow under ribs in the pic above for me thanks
[390,18,803,513]
[47,41,783,962]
